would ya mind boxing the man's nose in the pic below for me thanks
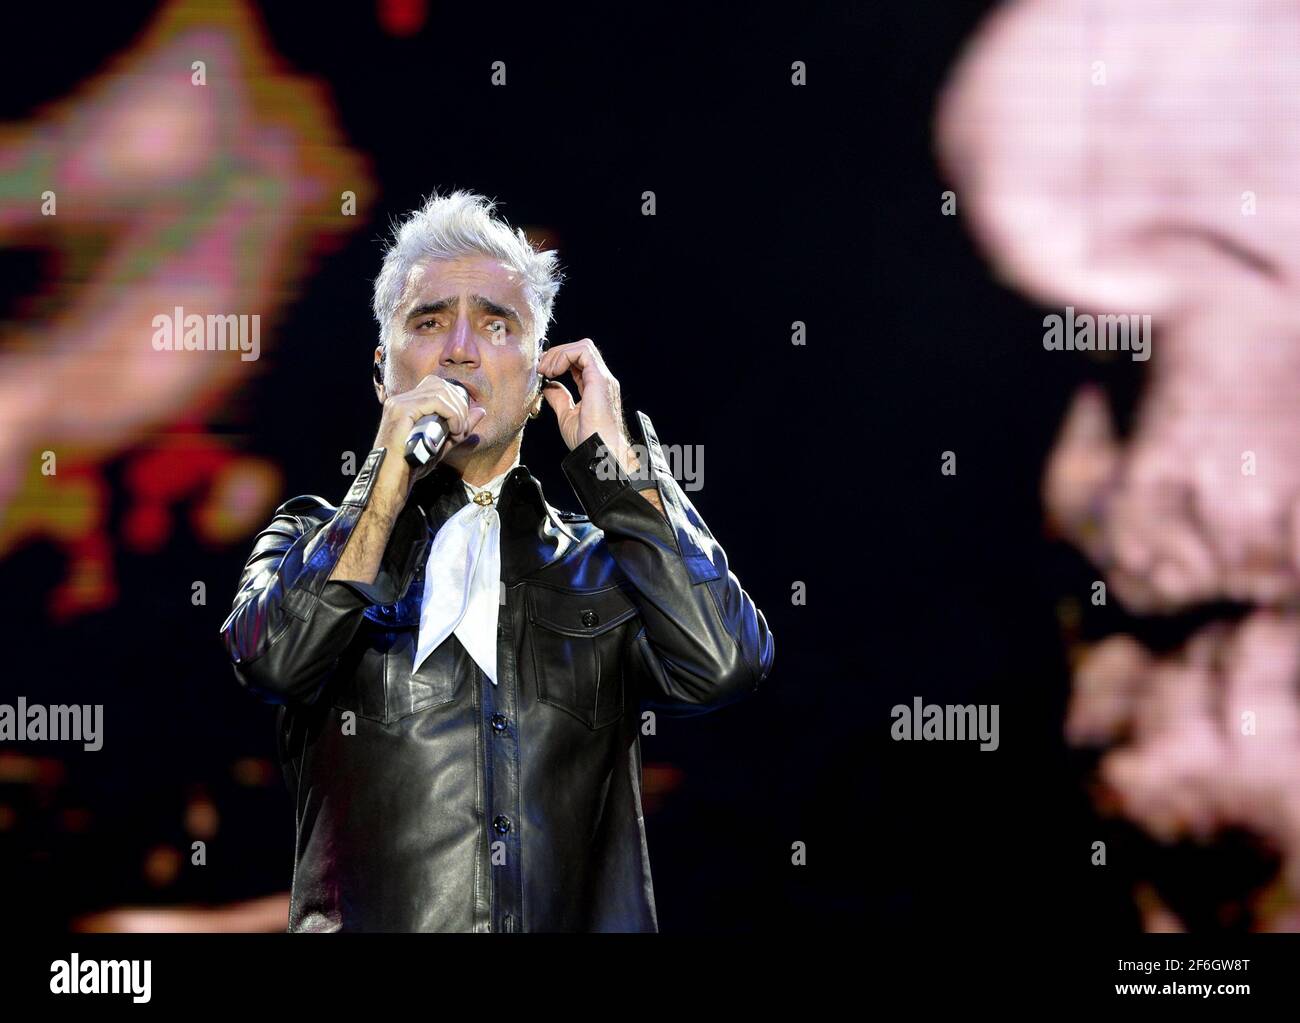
[440,314,481,366]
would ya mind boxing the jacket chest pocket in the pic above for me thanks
[330,603,458,725]
[525,584,638,730]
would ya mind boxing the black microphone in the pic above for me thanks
[404,381,471,468]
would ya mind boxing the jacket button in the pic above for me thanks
[493,815,511,835]
[581,609,599,628]
[491,713,508,734]
[587,455,604,473]
[380,604,395,618]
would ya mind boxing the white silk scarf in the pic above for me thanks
[412,464,515,685]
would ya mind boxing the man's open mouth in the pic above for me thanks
[444,378,482,404]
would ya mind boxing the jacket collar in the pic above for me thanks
[409,461,580,585]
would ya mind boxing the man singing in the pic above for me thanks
[219,189,775,932]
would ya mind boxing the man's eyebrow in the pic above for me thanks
[404,294,525,327]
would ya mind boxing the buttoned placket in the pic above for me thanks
[407,466,573,934]
[476,474,525,934]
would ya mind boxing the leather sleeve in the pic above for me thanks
[561,412,775,716]
[218,447,428,706]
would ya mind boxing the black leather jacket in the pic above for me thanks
[219,412,774,932]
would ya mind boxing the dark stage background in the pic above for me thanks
[0,0,1199,934]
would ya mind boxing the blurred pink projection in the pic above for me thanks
[937,0,1300,929]
[0,0,374,619]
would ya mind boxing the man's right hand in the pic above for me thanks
[371,375,488,511]
[329,375,486,587]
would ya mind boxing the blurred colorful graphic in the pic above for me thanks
[0,0,374,619]
[938,0,1300,930]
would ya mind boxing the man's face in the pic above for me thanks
[378,254,539,470]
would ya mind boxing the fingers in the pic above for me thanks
[540,377,575,418]
[394,374,471,435]
[538,338,605,399]
[450,406,488,444]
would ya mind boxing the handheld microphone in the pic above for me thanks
[404,381,471,468]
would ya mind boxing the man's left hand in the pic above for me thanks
[539,338,640,476]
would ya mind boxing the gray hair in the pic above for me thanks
[371,189,563,353]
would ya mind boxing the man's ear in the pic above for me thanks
[372,345,386,403]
